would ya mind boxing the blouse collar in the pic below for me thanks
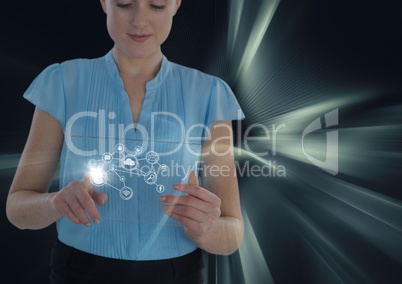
[104,49,170,91]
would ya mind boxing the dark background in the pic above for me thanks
[1,0,402,283]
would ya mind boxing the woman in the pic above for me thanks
[6,0,245,283]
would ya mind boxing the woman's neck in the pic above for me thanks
[112,46,163,81]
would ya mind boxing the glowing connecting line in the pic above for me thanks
[88,143,168,200]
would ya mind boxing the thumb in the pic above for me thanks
[188,171,199,187]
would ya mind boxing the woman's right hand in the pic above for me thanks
[51,174,108,226]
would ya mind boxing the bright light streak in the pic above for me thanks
[238,207,275,284]
[227,0,244,57]
[236,0,280,79]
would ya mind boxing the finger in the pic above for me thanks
[159,195,214,214]
[67,194,92,226]
[91,190,108,206]
[80,174,104,222]
[83,173,108,207]
[55,199,81,224]
[164,211,204,236]
[75,189,101,224]
[81,173,93,192]
[162,204,210,223]
[188,171,199,187]
[172,184,221,206]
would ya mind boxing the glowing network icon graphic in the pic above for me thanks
[88,144,169,200]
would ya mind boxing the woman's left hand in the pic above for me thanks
[159,171,222,244]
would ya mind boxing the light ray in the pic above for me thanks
[227,0,244,58]
[238,207,275,284]
[236,0,281,79]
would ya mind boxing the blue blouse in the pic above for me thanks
[23,50,245,260]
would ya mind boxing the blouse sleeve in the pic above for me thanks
[202,78,245,140]
[23,63,66,130]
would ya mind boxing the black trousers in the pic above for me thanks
[49,239,204,284]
